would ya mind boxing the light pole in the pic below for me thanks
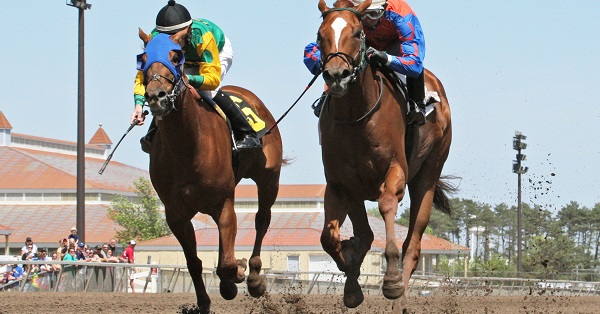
[67,0,92,243]
[512,131,528,276]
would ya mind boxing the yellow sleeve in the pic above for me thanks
[133,70,146,105]
[194,33,221,90]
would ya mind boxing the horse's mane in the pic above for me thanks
[333,0,355,8]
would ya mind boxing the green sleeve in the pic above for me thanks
[134,94,146,106]
[187,74,205,89]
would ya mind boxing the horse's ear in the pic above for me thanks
[355,0,372,13]
[139,28,151,46]
[318,0,330,14]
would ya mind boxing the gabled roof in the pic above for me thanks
[0,204,118,247]
[0,111,12,130]
[0,146,149,193]
[89,125,113,145]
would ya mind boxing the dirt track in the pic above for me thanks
[2,292,600,314]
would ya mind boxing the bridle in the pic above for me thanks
[145,71,186,116]
[320,7,383,124]
[319,8,368,84]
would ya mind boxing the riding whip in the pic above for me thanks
[265,71,322,135]
[98,110,148,175]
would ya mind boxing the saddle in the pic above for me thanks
[374,65,440,119]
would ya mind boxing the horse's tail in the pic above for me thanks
[433,175,460,215]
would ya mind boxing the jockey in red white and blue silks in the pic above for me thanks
[304,0,425,79]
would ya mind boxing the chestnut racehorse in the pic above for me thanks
[316,0,454,312]
[137,29,283,313]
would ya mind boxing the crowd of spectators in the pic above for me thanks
[1,227,136,288]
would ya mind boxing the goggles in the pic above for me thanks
[362,9,385,20]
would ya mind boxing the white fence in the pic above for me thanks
[2,260,600,297]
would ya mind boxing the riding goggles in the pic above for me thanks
[362,9,385,20]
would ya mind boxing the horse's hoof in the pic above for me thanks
[247,272,267,298]
[382,281,405,299]
[233,258,247,283]
[219,280,238,300]
[343,279,364,308]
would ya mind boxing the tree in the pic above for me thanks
[108,178,171,244]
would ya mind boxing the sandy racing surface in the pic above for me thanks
[2,292,600,313]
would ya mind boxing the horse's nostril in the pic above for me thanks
[340,69,351,79]
[323,71,332,82]
[158,91,167,99]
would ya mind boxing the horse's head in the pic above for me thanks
[137,28,188,116]
[317,0,371,97]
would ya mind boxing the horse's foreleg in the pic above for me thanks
[213,199,239,300]
[380,166,406,300]
[166,214,210,310]
[401,177,436,312]
[321,185,367,308]
[246,182,277,298]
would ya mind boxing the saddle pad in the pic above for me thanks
[224,92,268,138]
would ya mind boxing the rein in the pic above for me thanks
[328,73,385,124]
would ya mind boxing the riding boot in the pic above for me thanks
[213,90,262,150]
[140,117,156,154]
[406,71,426,126]
[311,92,327,118]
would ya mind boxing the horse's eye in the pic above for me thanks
[172,55,181,65]
[316,33,322,45]
[354,30,362,39]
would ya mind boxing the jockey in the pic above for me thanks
[132,0,261,153]
[304,0,427,125]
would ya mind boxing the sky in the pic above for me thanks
[1,1,599,212]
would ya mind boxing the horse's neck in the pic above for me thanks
[160,92,205,144]
[335,67,379,115]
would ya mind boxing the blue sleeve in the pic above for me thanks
[303,42,321,75]
[386,12,425,78]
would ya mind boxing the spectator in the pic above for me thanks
[95,245,108,262]
[105,248,120,263]
[21,244,36,261]
[63,248,77,262]
[38,249,51,272]
[50,253,62,272]
[8,264,24,282]
[121,240,136,292]
[75,242,87,260]
[56,238,69,260]
[68,227,79,244]
[108,238,117,255]
[20,237,38,256]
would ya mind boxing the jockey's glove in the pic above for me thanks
[366,47,390,66]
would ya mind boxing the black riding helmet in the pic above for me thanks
[155,0,192,34]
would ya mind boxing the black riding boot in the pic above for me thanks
[406,72,426,126]
[140,117,156,154]
[312,92,327,118]
[213,90,262,150]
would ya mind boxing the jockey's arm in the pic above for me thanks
[303,42,321,75]
[186,35,221,90]
[131,70,146,125]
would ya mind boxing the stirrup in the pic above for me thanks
[235,134,262,150]
[407,102,426,126]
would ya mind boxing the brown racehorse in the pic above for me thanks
[316,0,454,312]
[137,29,283,313]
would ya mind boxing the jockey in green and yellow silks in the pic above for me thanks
[132,0,261,153]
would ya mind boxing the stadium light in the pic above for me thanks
[512,130,528,277]
[67,0,91,243]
